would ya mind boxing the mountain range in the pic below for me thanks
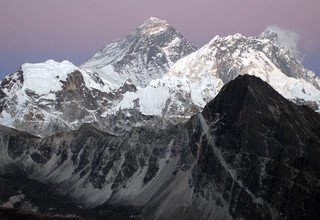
[0,17,320,219]
[1,17,320,137]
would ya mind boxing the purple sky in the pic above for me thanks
[1,0,319,78]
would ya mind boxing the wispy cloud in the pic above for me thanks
[266,25,304,62]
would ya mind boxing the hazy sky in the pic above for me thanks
[0,0,319,78]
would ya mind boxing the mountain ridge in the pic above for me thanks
[1,75,320,219]
[0,17,319,139]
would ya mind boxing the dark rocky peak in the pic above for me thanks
[203,74,320,136]
[195,74,320,219]
[202,74,289,122]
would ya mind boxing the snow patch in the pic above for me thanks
[22,60,78,95]
[112,86,170,116]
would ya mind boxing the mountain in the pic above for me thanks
[0,18,196,137]
[203,30,320,106]
[1,75,320,219]
[0,18,320,139]
[118,30,320,121]
[81,17,196,87]
[0,59,151,136]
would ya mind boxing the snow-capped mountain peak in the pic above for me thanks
[113,29,320,122]
[260,26,304,63]
[139,17,170,35]
[81,17,196,87]
[21,59,78,95]
[165,31,320,110]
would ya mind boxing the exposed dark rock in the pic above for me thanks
[192,75,320,219]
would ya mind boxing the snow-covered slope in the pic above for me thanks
[81,17,196,87]
[0,60,78,128]
[110,74,224,120]
[0,60,141,136]
[168,31,320,109]
[118,30,320,115]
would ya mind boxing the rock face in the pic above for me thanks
[190,75,320,219]
[1,75,319,219]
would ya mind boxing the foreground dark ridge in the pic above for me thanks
[0,75,320,219]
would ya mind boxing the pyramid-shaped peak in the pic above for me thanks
[140,17,170,35]
[218,75,286,104]
[202,74,289,123]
